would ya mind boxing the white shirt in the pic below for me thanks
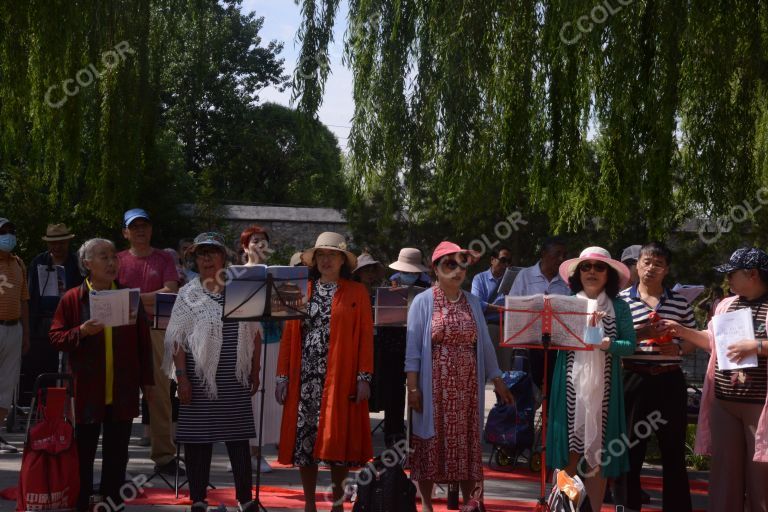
[508,261,571,297]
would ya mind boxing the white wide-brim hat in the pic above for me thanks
[388,247,429,273]
[301,232,357,269]
[559,246,631,289]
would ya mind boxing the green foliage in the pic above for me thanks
[296,0,768,251]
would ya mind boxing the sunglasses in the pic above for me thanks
[578,261,608,273]
[440,258,468,271]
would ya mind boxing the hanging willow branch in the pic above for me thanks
[293,0,768,238]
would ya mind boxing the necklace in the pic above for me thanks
[447,293,461,303]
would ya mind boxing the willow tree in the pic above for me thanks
[293,0,768,242]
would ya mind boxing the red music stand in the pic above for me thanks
[499,295,595,511]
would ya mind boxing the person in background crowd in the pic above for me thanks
[239,224,281,474]
[117,208,181,475]
[164,248,186,285]
[276,232,374,512]
[547,246,636,511]
[178,238,197,283]
[665,247,768,512]
[390,248,432,288]
[23,223,83,405]
[471,246,512,371]
[353,251,405,447]
[509,236,569,391]
[406,241,513,512]
[50,238,154,511]
[620,245,642,288]
[698,285,724,324]
[164,232,261,512]
[0,217,29,454]
[289,251,304,267]
[616,242,695,511]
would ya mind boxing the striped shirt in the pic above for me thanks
[0,254,29,320]
[176,293,256,443]
[714,296,768,404]
[619,285,696,366]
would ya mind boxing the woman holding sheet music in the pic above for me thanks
[275,231,374,512]
[546,246,636,511]
[405,241,513,512]
[49,238,154,512]
[660,247,768,511]
[163,232,262,512]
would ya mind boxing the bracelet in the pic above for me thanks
[759,339,764,355]
[175,369,186,377]
[408,387,418,393]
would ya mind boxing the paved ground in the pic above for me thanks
[0,386,710,511]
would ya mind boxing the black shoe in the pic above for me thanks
[155,460,186,476]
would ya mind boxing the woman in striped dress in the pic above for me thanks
[163,232,262,512]
[546,247,636,510]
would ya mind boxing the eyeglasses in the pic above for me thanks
[495,257,511,264]
[195,247,221,258]
[578,261,608,273]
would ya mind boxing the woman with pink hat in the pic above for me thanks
[405,241,513,511]
[546,247,636,510]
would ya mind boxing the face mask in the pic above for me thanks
[0,234,16,253]
[399,273,419,285]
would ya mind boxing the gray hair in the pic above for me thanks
[77,238,115,276]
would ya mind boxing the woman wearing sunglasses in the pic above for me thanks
[405,241,513,511]
[546,247,636,510]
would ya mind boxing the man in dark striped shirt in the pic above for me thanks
[616,242,695,512]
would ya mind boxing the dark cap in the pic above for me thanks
[714,247,768,273]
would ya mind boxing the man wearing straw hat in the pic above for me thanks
[23,223,83,405]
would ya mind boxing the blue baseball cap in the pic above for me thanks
[123,208,151,228]
[714,247,768,273]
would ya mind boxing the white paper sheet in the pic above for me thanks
[37,265,65,297]
[671,283,706,305]
[89,288,141,327]
[712,307,758,371]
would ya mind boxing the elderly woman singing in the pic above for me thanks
[163,232,262,512]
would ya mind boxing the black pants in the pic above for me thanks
[529,348,556,394]
[185,440,252,504]
[75,407,133,511]
[619,368,692,512]
[373,328,406,441]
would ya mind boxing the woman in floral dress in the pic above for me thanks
[276,232,374,512]
[405,241,513,511]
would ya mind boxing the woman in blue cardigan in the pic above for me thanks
[405,241,513,512]
[546,247,636,510]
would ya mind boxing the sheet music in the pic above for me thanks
[497,266,523,296]
[89,288,141,327]
[671,283,706,304]
[502,294,595,348]
[223,265,268,319]
[374,286,427,326]
[268,266,309,318]
[712,307,758,371]
[154,293,177,329]
[37,265,65,297]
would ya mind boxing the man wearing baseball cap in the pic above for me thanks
[118,209,181,475]
[620,245,642,287]
[0,218,29,453]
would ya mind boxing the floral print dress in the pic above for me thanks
[410,287,483,482]
[291,281,371,466]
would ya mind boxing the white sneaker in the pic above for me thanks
[0,437,18,454]
[253,455,272,473]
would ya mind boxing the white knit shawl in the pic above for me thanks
[162,277,263,400]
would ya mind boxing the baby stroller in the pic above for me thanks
[17,373,79,512]
[484,351,543,472]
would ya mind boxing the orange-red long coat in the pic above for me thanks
[277,278,374,465]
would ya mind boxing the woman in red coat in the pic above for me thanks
[50,238,154,511]
[275,232,374,512]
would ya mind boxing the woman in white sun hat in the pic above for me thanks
[546,246,636,511]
